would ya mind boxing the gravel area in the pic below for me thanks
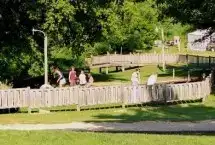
[1,121,215,133]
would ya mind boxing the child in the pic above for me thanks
[86,73,94,87]
[131,69,140,86]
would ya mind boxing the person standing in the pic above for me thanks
[131,69,140,86]
[147,73,157,86]
[147,73,158,101]
[79,70,87,86]
[53,67,66,87]
[86,73,94,87]
[69,66,77,86]
[130,69,140,103]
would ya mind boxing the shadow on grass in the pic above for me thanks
[101,66,141,74]
[92,73,129,82]
[157,64,210,79]
[84,99,215,123]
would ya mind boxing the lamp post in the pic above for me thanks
[32,28,48,85]
[156,26,166,71]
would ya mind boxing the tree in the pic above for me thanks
[0,0,191,83]
[95,0,158,53]
[157,0,215,29]
[0,0,43,81]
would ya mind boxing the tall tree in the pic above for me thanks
[157,0,215,29]
[0,0,43,81]
[94,0,159,54]
[0,0,190,83]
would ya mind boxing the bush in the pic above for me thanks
[0,81,12,90]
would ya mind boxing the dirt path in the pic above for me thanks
[1,120,215,133]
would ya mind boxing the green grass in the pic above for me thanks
[1,94,215,124]
[0,131,214,145]
[91,64,205,86]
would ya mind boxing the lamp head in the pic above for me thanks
[32,28,35,35]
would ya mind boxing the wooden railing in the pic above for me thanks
[1,53,215,112]
[0,71,213,111]
[89,53,215,67]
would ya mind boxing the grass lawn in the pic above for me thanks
[0,131,214,145]
[91,64,206,86]
[0,94,215,124]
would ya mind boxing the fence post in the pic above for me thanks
[163,85,167,105]
[106,67,109,74]
[188,70,191,82]
[173,68,175,79]
[186,54,189,65]
[76,105,80,111]
[209,56,211,67]
[76,98,81,111]
[99,67,102,73]
[27,87,31,114]
[76,92,81,111]
[107,51,110,64]
[121,66,125,72]
[121,84,126,109]
[197,55,199,67]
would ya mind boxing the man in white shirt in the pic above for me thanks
[147,73,157,86]
[147,73,158,101]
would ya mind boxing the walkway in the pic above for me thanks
[1,121,215,133]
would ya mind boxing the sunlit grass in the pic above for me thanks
[0,131,214,145]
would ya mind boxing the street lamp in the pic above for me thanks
[32,28,48,85]
[155,26,166,71]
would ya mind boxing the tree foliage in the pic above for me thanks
[157,0,215,29]
[0,0,191,82]
[94,0,158,54]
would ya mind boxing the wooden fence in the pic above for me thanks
[1,53,214,112]
[90,53,215,67]
[0,71,213,111]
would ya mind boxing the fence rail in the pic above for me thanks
[1,53,214,112]
[0,72,213,111]
[89,53,215,67]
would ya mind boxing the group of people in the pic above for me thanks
[52,66,94,87]
[131,68,157,87]
[130,68,158,103]
[52,66,156,88]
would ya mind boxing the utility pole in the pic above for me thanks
[161,28,166,71]
[44,35,48,85]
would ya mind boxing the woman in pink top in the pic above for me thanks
[69,66,77,86]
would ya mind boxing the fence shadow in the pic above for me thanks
[85,82,214,123]
[85,102,215,123]
[158,64,210,79]
[92,73,129,82]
